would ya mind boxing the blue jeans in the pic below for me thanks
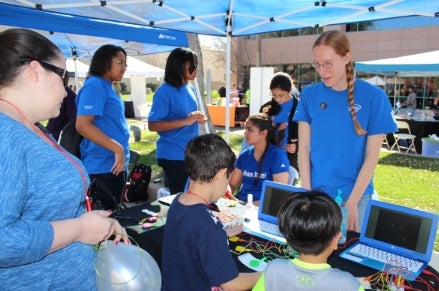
[357,194,372,230]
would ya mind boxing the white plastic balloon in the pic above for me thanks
[95,241,161,291]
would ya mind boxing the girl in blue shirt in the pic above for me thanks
[76,44,130,207]
[148,47,207,194]
[229,113,290,203]
[294,30,397,231]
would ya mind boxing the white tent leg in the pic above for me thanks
[193,77,209,134]
[225,34,231,144]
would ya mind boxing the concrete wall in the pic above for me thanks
[240,25,439,65]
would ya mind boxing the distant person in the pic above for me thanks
[402,84,417,116]
[245,88,251,108]
[46,82,77,141]
[76,44,131,208]
[259,72,299,169]
[148,47,207,194]
[252,190,365,291]
[218,82,226,98]
[294,30,397,231]
[238,81,246,104]
[162,134,261,290]
[229,113,289,204]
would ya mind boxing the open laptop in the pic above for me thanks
[340,199,438,280]
[243,180,307,244]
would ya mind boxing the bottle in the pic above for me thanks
[244,194,254,222]
[335,189,348,244]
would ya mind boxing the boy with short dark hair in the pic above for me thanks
[162,134,261,290]
[253,190,365,291]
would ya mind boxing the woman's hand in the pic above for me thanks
[77,210,130,245]
[187,111,207,125]
[277,122,288,131]
[344,199,359,232]
[111,145,126,175]
[284,139,298,154]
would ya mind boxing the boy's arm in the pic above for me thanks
[220,272,262,291]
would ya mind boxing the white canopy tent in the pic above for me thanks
[356,50,439,109]
[66,59,89,78]
[365,76,386,86]
[125,56,164,77]
[356,50,439,77]
[125,56,165,118]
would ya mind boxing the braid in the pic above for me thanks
[347,61,367,136]
[314,30,367,136]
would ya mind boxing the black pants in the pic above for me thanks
[157,159,187,194]
[89,171,126,209]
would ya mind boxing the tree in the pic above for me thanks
[187,33,215,134]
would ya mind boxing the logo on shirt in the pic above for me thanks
[242,170,266,180]
[295,275,315,287]
[346,104,362,113]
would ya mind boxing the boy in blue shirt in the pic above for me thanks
[162,134,261,290]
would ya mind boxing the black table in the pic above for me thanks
[114,202,439,291]
[388,118,439,153]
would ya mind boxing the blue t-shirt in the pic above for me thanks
[162,194,239,290]
[148,82,199,161]
[272,98,293,148]
[76,76,130,174]
[236,143,290,201]
[0,114,95,290]
[293,79,397,199]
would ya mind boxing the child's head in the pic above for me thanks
[244,113,277,146]
[269,72,292,105]
[185,134,236,183]
[278,190,341,256]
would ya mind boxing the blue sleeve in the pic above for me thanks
[148,84,170,121]
[77,77,105,117]
[293,86,312,123]
[271,147,290,174]
[0,133,53,267]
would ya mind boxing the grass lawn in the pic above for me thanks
[128,122,439,251]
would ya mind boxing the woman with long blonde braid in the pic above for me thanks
[294,30,397,232]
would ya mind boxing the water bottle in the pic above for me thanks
[335,189,348,244]
[245,194,254,222]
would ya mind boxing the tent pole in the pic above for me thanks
[225,34,231,143]
[74,59,78,91]
[193,77,209,134]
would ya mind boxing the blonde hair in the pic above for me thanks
[313,30,367,136]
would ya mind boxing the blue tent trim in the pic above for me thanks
[0,2,188,48]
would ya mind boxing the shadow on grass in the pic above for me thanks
[379,151,439,172]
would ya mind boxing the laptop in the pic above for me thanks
[340,199,438,280]
[243,180,307,244]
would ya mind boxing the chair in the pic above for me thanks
[288,166,299,186]
[382,135,390,149]
[390,120,417,154]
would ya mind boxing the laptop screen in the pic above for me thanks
[258,181,307,224]
[361,200,438,261]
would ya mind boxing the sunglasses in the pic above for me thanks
[23,59,69,86]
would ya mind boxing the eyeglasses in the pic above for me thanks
[310,62,334,69]
[112,59,128,67]
[22,59,69,86]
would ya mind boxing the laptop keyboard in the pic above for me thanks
[349,243,423,273]
[259,220,284,238]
